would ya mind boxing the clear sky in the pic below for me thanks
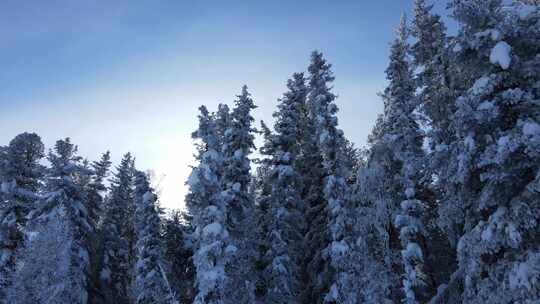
[0,0,453,210]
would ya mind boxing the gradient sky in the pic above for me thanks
[0,0,454,210]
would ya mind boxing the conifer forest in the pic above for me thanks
[1,1,540,303]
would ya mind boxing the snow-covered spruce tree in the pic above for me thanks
[258,73,308,304]
[186,105,230,304]
[133,171,176,304]
[441,1,540,302]
[410,0,461,295]
[252,120,275,299]
[87,151,112,302]
[384,16,434,303]
[430,1,506,258]
[358,16,433,303]
[296,75,328,304]
[306,51,358,304]
[7,138,93,303]
[352,149,400,304]
[163,210,195,303]
[89,151,112,226]
[0,133,45,300]
[221,86,258,304]
[100,153,136,304]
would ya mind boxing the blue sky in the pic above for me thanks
[0,0,453,209]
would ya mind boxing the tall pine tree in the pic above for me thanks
[221,86,258,304]
[7,138,92,303]
[187,105,230,304]
[444,1,540,302]
[133,171,176,304]
[307,51,359,303]
[100,153,135,304]
[258,73,308,304]
[0,133,45,301]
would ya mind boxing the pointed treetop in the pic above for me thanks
[110,152,135,187]
[216,103,231,125]
[7,132,45,164]
[235,85,257,113]
[92,151,112,188]
[117,152,133,171]
[52,138,77,160]
[240,84,249,97]
[1,132,45,190]
[411,0,447,66]
[93,151,112,173]
[260,120,272,138]
[231,85,257,136]
[193,105,220,155]
[396,13,408,44]
[308,51,337,122]
[285,72,307,97]
[308,51,335,85]
[192,105,211,140]
[48,138,83,177]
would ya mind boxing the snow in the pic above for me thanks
[203,149,220,161]
[187,169,200,187]
[509,252,540,291]
[272,258,287,274]
[331,240,349,256]
[202,268,224,283]
[490,41,512,70]
[414,64,425,75]
[511,4,537,20]
[234,149,243,160]
[477,101,495,111]
[277,165,294,177]
[435,144,448,152]
[474,29,501,41]
[202,222,223,237]
[523,122,540,136]
[464,135,476,151]
[401,199,421,212]
[279,152,290,162]
[1,211,15,226]
[472,76,491,95]
[319,130,329,144]
[327,103,338,114]
[507,223,521,247]
[1,181,13,193]
[480,222,494,242]
[201,164,217,183]
[405,187,415,199]
[142,191,155,204]
[0,249,11,264]
[452,43,462,53]
[394,214,409,228]
[78,248,90,264]
[497,135,511,155]
[225,244,237,254]
[26,230,39,242]
[402,242,423,261]
[325,284,339,301]
[232,182,241,192]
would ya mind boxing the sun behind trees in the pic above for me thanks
[1,1,540,303]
